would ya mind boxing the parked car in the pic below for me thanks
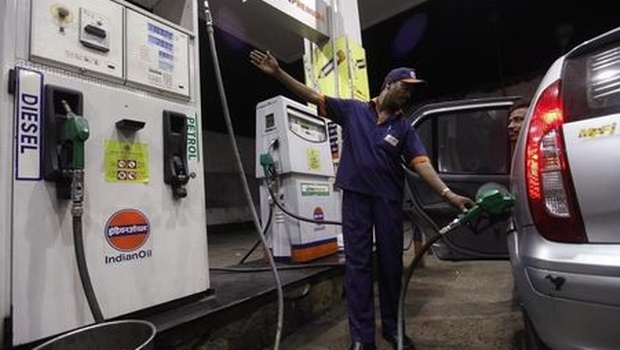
[405,26,620,350]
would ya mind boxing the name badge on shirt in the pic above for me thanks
[384,134,399,147]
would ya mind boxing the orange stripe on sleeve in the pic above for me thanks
[409,155,430,168]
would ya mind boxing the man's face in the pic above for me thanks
[381,81,413,111]
[508,107,527,143]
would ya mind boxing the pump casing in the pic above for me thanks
[256,95,340,262]
[0,0,209,346]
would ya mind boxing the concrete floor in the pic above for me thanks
[207,226,525,350]
[265,247,525,349]
[207,226,267,268]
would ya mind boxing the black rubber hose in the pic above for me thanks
[266,179,342,226]
[238,204,274,265]
[72,215,104,323]
[402,210,419,252]
[396,231,443,350]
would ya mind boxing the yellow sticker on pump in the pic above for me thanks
[104,140,150,183]
[307,148,322,171]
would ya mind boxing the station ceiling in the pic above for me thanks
[207,0,429,63]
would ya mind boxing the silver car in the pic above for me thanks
[405,26,620,350]
[510,26,620,350]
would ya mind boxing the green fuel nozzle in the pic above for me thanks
[59,100,89,170]
[58,100,89,214]
[439,183,516,234]
[260,152,276,180]
[260,152,275,168]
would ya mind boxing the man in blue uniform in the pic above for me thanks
[250,49,473,350]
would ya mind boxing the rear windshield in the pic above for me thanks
[563,42,620,122]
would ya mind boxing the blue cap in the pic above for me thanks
[382,67,425,88]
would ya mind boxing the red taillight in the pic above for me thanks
[525,80,586,243]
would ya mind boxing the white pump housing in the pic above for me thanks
[255,95,340,262]
[1,0,209,346]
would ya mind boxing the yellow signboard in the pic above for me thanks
[305,36,370,101]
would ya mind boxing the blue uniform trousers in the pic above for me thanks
[343,190,404,343]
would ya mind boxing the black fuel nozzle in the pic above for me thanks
[168,155,189,199]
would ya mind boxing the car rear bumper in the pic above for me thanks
[508,228,620,349]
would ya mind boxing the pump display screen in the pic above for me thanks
[288,112,326,143]
[265,113,275,130]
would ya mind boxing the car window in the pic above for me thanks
[564,41,620,122]
[415,118,433,161]
[416,108,510,174]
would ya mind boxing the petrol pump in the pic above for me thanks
[255,95,341,263]
[0,0,209,346]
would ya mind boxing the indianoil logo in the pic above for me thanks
[313,207,326,231]
[313,207,324,221]
[104,209,153,265]
[105,209,150,252]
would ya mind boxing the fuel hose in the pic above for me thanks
[202,2,284,349]
[71,170,104,323]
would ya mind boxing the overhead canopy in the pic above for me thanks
[206,0,429,63]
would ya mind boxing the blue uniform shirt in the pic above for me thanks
[319,96,429,202]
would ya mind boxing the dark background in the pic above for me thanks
[199,0,618,137]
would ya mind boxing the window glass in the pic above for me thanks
[415,118,433,161]
[432,108,509,174]
[564,42,620,122]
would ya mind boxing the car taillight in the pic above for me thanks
[525,80,586,243]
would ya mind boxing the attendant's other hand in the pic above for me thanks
[250,49,279,76]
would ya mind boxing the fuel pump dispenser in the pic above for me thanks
[1,0,209,346]
[256,95,341,262]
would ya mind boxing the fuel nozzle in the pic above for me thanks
[58,100,89,216]
[260,153,275,175]
[439,183,515,234]
[170,155,189,199]
[59,100,89,170]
